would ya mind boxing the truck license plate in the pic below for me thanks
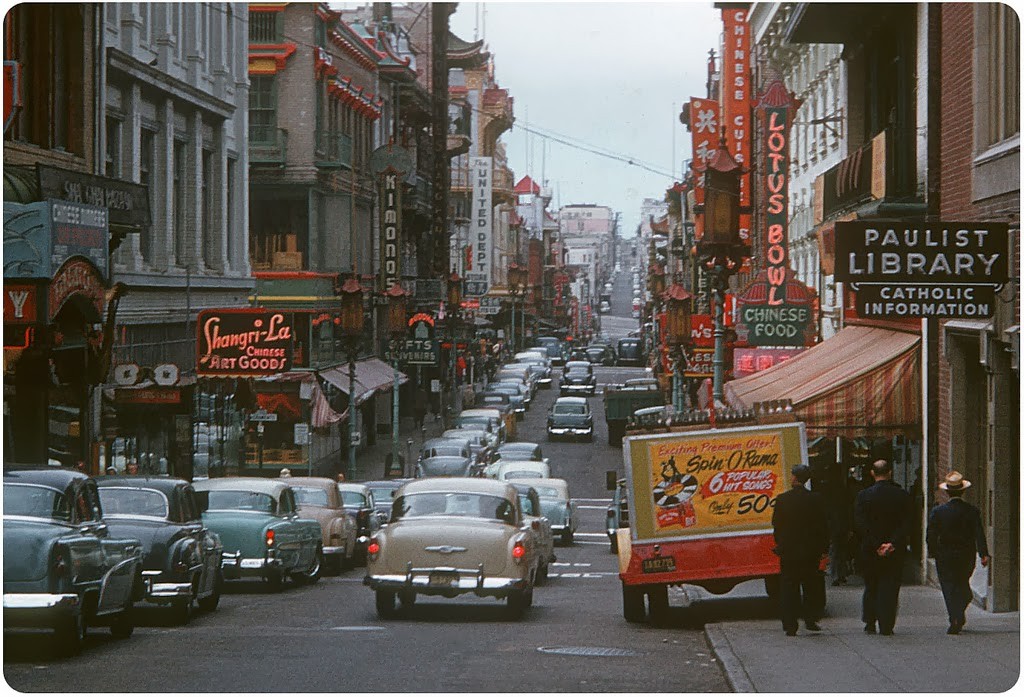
[641,556,676,574]
[429,572,458,587]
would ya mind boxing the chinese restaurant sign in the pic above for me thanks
[733,347,806,378]
[721,8,752,245]
[684,347,714,379]
[197,309,294,377]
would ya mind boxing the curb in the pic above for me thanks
[704,623,756,693]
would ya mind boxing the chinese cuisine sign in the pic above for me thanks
[625,423,807,541]
[197,309,294,377]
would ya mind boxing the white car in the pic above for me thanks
[494,460,551,482]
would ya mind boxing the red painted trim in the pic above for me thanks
[249,42,297,72]
[253,271,339,280]
[249,4,287,13]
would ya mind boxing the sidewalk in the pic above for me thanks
[694,580,1020,692]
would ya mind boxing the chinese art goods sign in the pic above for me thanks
[197,309,294,377]
[465,156,493,297]
[625,423,808,541]
[721,8,752,244]
[379,171,402,292]
[688,98,720,243]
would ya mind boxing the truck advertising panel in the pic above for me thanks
[623,422,807,543]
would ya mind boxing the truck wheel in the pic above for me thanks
[647,585,670,626]
[53,613,85,657]
[171,596,192,626]
[398,590,417,608]
[197,569,222,612]
[764,575,781,601]
[622,584,646,623]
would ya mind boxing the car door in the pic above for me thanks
[89,481,139,615]
[276,489,307,571]
[182,485,218,596]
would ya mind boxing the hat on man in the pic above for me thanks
[939,470,971,491]
[791,464,811,484]
[280,468,291,478]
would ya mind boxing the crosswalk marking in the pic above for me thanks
[551,562,591,567]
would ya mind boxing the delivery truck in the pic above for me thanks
[610,418,807,623]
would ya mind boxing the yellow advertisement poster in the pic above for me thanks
[626,423,806,541]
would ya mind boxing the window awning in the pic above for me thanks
[320,358,408,406]
[723,325,920,438]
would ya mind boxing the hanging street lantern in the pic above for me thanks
[447,271,463,310]
[699,134,743,249]
[663,282,693,348]
[338,277,365,337]
[384,282,408,338]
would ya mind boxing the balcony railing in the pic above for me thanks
[249,126,287,166]
[315,131,352,168]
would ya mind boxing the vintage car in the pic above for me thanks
[526,478,578,546]
[364,478,541,619]
[337,482,383,563]
[452,410,505,445]
[363,479,412,519]
[418,437,472,465]
[513,352,553,387]
[494,460,551,482]
[284,476,359,574]
[461,406,516,442]
[498,365,538,399]
[4,468,142,656]
[559,364,596,397]
[441,428,494,465]
[415,455,475,478]
[96,476,223,624]
[483,442,548,478]
[585,345,617,366]
[482,387,526,421]
[193,478,323,591]
[494,374,533,407]
[605,476,629,554]
[534,336,565,366]
[548,396,595,440]
[508,482,556,583]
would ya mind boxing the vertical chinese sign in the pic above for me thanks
[466,156,493,297]
[720,8,752,248]
[380,171,402,292]
[688,98,720,243]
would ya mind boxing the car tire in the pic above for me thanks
[647,585,670,626]
[560,529,574,546]
[266,570,285,593]
[536,562,549,585]
[171,596,192,626]
[764,575,781,601]
[622,584,646,623]
[398,590,417,608]
[506,589,529,620]
[294,547,323,585]
[376,590,397,619]
[609,535,619,554]
[109,603,135,639]
[53,612,85,658]
[197,569,222,613]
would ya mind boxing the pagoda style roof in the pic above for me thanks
[448,31,489,67]
[514,175,541,195]
[650,215,670,234]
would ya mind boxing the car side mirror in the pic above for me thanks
[606,470,618,491]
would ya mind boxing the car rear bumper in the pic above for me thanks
[322,545,345,557]
[221,551,280,579]
[548,426,593,436]
[560,385,595,395]
[364,563,528,599]
[3,593,80,627]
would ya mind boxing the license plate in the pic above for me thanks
[240,559,263,569]
[428,572,458,587]
[641,556,676,574]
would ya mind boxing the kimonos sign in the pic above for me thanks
[197,309,294,377]
[465,157,493,297]
[379,171,402,292]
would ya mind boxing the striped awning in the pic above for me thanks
[724,325,921,438]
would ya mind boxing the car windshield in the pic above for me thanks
[392,492,515,523]
[199,490,277,513]
[499,445,538,458]
[586,348,603,358]
[517,494,538,516]
[3,483,71,521]
[555,403,587,415]
[502,470,541,480]
[291,486,330,507]
[368,487,398,504]
[430,445,464,457]
[566,369,589,379]
[532,485,562,499]
[339,490,368,507]
[98,487,168,518]
[457,418,490,430]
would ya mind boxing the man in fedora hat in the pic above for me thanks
[927,471,990,634]
[771,464,829,636]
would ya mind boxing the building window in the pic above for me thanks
[173,140,187,267]
[105,116,122,178]
[226,158,235,267]
[983,3,1020,148]
[249,75,276,143]
[139,128,156,262]
[249,11,281,43]
[202,149,215,268]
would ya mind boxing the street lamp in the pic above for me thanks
[695,134,745,404]
[384,282,408,476]
[446,272,462,418]
[663,282,693,412]
[338,276,365,478]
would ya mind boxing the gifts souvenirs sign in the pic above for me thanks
[197,309,294,377]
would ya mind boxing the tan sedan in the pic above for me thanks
[284,476,358,574]
[364,478,540,619]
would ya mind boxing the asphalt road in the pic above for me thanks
[4,286,732,693]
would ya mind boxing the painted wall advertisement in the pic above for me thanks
[197,309,294,377]
[464,156,493,297]
[626,423,807,541]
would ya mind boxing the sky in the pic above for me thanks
[448,1,722,236]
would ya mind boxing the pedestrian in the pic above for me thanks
[413,387,428,430]
[126,462,139,475]
[336,473,346,483]
[771,464,829,636]
[927,471,990,635]
[854,459,913,636]
[280,468,291,477]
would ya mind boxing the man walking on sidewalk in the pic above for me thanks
[772,464,829,636]
[927,471,990,635]
[854,459,912,636]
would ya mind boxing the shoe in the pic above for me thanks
[864,623,877,634]
[947,624,961,635]
[880,629,894,636]
[805,621,822,632]
[785,630,797,637]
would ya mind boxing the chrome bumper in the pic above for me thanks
[140,570,193,599]
[3,593,79,610]
[221,551,278,578]
[364,562,528,598]
[323,545,345,556]
[560,385,594,394]
[548,426,592,435]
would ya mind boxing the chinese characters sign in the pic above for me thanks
[465,157,493,297]
[721,8,752,244]
[197,310,294,377]
[688,98,720,243]
[733,347,806,378]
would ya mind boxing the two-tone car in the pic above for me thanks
[4,468,142,656]
[508,482,556,583]
[363,479,412,521]
[494,460,551,482]
[548,396,595,441]
[284,476,359,574]
[483,442,548,478]
[337,482,384,563]
[415,455,475,478]
[193,478,323,591]
[96,476,223,624]
[559,362,596,396]
[364,478,541,619]
[441,428,494,466]
[526,478,578,545]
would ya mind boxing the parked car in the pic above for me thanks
[494,441,546,463]
[4,468,142,656]
[509,483,556,583]
[337,482,383,562]
[559,364,597,396]
[441,428,494,465]
[514,352,553,387]
[585,345,616,366]
[491,379,532,411]
[513,362,551,390]
[534,336,565,366]
[483,386,527,420]
[96,476,223,624]
[528,478,578,545]
[284,476,358,574]
[193,478,323,591]
[605,476,629,553]
[363,479,413,520]
[419,437,473,465]
[416,455,475,478]
[364,478,541,619]
[497,366,536,400]
[453,409,506,444]
[616,338,644,367]
[494,460,551,482]
[548,396,594,441]
[460,406,516,443]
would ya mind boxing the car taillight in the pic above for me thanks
[265,529,275,547]
[366,538,381,560]
[512,541,526,563]
[53,550,66,574]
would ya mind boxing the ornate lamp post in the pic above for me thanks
[338,276,365,478]
[446,272,462,418]
[384,282,408,475]
[648,262,666,349]
[663,282,693,412]
[695,135,745,404]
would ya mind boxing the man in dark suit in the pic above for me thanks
[927,471,990,634]
[772,464,829,636]
[854,459,913,635]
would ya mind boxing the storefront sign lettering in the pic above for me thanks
[688,97,720,243]
[853,283,995,319]
[50,200,109,276]
[721,8,752,243]
[466,156,493,296]
[379,171,402,292]
[197,310,294,376]
[48,258,105,322]
[733,347,806,378]
[38,164,151,228]
[4,285,36,322]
